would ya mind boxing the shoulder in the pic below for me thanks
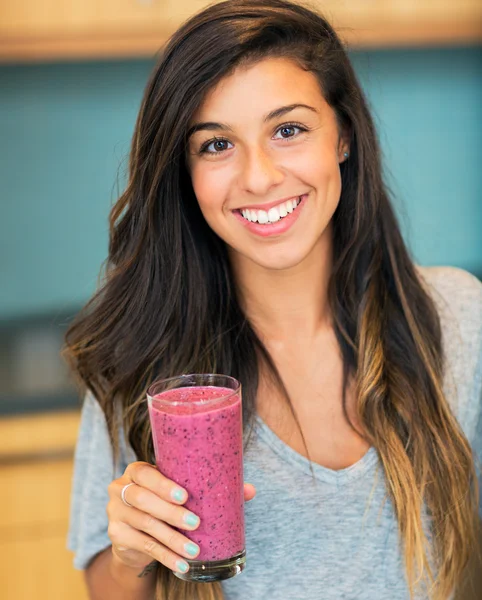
[415,265,482,328]
[76,392,137,467]
[415,266,482,366]
[415,266,482,442]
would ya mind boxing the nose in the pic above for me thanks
[238,146,284,196]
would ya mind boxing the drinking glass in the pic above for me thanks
[147,374,245,582]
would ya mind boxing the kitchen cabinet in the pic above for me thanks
[0,0,169,61]
[0,410,88,600]
[0,0,481,63]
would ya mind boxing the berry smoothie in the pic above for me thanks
[148,385,245,562]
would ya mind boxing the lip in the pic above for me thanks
[232,193,308,238]
[236,194,304,212]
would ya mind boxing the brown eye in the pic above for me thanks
[280,126,296,138]
[274,123,308,141]
[200,138,233,154]
[213,140,229,151]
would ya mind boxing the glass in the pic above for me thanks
[147,374,246,582]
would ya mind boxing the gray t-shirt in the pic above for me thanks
[67,266,482,599]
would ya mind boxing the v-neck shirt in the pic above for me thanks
[67,266,482,599]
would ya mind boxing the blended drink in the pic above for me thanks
[147,375,245,582]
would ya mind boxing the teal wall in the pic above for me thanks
[0,47,481,319]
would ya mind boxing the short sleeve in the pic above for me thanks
[464,281,482,518]
[473,350,482,518]
[66,392,137,570]
[460,276,482,518]
[417,267,482,519]
[475,405,482,518]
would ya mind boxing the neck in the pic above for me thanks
[229,225,334,343]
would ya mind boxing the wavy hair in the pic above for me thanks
[63,1,479,598]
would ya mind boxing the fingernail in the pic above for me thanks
[184,512,200,527]
[176,560,189,573]
[171,488,186,503]
[184,542,199,557]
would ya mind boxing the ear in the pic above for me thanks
[337,126,351,164]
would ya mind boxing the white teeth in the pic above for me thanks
[267,207,280,222]
[239,195,303,224]
[257,210,269,224]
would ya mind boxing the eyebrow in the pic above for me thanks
[186,103,318,140]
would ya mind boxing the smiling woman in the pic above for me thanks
[186,63,348,265]
[63,2,482,600]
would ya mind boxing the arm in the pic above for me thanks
[85,546,157,600]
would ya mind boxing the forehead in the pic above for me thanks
[191,57,325,122]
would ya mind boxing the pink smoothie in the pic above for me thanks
[148,386,245,562]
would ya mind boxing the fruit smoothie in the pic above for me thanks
[148,386,245,562]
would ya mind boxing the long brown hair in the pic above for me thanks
[63,1,479,598]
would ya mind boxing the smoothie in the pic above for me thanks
[148,385,245,562]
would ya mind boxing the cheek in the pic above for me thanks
[297,148,342,226]
[190,164,229,218]
[293,142,339,185]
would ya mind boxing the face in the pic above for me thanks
[186,57,349,272]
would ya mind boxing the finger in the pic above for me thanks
[120,503,201,561]
[244,483,256,502]
[124,462,188,505]
[114,481,201,532]
[110,520,191,575]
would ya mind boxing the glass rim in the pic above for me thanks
[146,373,241,407]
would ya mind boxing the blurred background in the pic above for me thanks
[0,1,481,598]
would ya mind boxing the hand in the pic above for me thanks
[107,461,256,575]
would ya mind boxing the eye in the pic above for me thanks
[199,137,233,154]
[273,123,308,140]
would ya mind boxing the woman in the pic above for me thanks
[64,1,482,599]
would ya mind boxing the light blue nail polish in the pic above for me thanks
[172,488,185,502]
[185,542,199,557]
[176,560,189,573]
[184,512,200,527]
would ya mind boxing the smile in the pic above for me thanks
[232,194,308,238]
[239,196,303,224]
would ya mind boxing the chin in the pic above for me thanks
[245,245,311,271]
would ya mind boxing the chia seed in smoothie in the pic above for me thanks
[148,386,245,562]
